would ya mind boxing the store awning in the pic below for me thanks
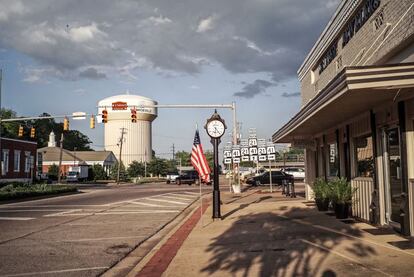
[273,63,414,143]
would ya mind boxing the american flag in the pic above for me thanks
[191,130,211,183]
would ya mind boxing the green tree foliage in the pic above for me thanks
[148,158,168,177]
[204,150,213,170]
[175,151,191,166]
[90,164,107,181]
[0,108,20,139]
[110,162,128,181]
[48,164,59,180]
[0,109,92,150]
[127,161,145,177]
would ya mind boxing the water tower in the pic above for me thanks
[98,94,158,167]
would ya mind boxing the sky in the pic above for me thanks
[0,0,340,158]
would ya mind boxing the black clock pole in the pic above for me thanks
[212,137,221,219]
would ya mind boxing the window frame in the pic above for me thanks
[14,150,21,172]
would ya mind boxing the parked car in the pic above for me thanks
[166,171,180,184]
[281,167,305,180]
[246,171,293,186]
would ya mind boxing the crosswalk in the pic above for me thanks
[0,191,201,221]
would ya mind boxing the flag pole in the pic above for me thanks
[196,124,203,228]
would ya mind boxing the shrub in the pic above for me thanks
[313,178,330,200]
[329,177,356,205]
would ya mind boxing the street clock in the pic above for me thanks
[205,110,227,139]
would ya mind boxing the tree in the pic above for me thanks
[90,164,107,181]
[148,158,168,177]
[204,150,214,170]
[0,108,20,139]
[48,164,59,180]
[128,161,145,177]
[175,151,191,166]
[110,162,128,181]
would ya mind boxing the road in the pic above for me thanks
[0,183,212,277]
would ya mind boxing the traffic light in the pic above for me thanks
[90,115,95,129]
[102,109,108,123]
[63,117,69,131]
[18,126,24,137]
[30,127,35,138]
[131,108,137,123]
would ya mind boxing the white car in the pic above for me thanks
[282,167,305,180]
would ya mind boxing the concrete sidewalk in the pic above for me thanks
[132,187,414,277]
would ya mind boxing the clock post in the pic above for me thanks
[205,110,226,219]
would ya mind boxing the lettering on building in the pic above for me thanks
[319,43,338,74]
[342,0,381,47]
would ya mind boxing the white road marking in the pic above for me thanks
[144,198,187,205]
[43,209,82,217]
[0,205,106,208]
[302,239,392,276]
[167,193,196,199]
[0,217,34,221]
[1,266,109,276]
[126,201,167,207]
[160,195,195,201]
[0,209,66,212]
[181,191,200,195]
[45,210,180,217]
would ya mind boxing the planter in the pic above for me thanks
[334,203,349,219]
[315,198,330,211]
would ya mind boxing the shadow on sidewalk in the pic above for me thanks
[201,207,378,277]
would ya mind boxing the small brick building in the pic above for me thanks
[1,137,37,183]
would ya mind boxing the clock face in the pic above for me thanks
[207,120,225,138]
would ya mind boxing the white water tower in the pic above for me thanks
[98,94,158,167]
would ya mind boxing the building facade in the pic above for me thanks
[1,138,37,183]
[273,0,414,236]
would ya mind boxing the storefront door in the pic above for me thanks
[384,127,404,227]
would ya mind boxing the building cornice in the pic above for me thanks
[298,0,361,81]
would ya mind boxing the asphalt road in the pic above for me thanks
[0,183,212,277]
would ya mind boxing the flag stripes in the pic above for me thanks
[191,130,211,182]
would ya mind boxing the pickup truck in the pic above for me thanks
[166,172,180,184]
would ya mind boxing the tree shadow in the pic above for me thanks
[201,207,378,277]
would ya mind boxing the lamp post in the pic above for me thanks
[205,110,227,219]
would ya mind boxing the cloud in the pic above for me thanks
[281,92,301,98]
[79,67,106,79]
[0,0,340,83]
[197,15,216,33]
[234,79,276,99]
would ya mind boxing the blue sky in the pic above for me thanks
[0,0,339,157]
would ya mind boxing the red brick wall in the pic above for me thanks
[1,138,37,180]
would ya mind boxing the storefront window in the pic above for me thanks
[328,143,339,177]
[355,135,374,177]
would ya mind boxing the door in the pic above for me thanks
[385,127,404,226]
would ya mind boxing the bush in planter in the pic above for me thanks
[313,178,330,211]
[329,177,356,219]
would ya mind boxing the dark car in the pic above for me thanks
[246,171,293,186]
[176,171,199,185]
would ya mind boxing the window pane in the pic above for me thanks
[355,136,374,177]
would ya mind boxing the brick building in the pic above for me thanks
[1,137,37,183]
[273,0,414,236]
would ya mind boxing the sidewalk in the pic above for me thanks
[132,187,414,277]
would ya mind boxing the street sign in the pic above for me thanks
[72,112,86,120]
[248,138,258,147]
[232,146,241,164]
[224,158,232,164]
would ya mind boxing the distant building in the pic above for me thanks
[273,0,414,236]
[1,137,37,183]
[38,132,117,176]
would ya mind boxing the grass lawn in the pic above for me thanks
[0,183,78,201]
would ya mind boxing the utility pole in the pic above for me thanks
[171,143,175,161]
[57,133,64,184]
[117,128,126,184]
[0,69,2,177]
